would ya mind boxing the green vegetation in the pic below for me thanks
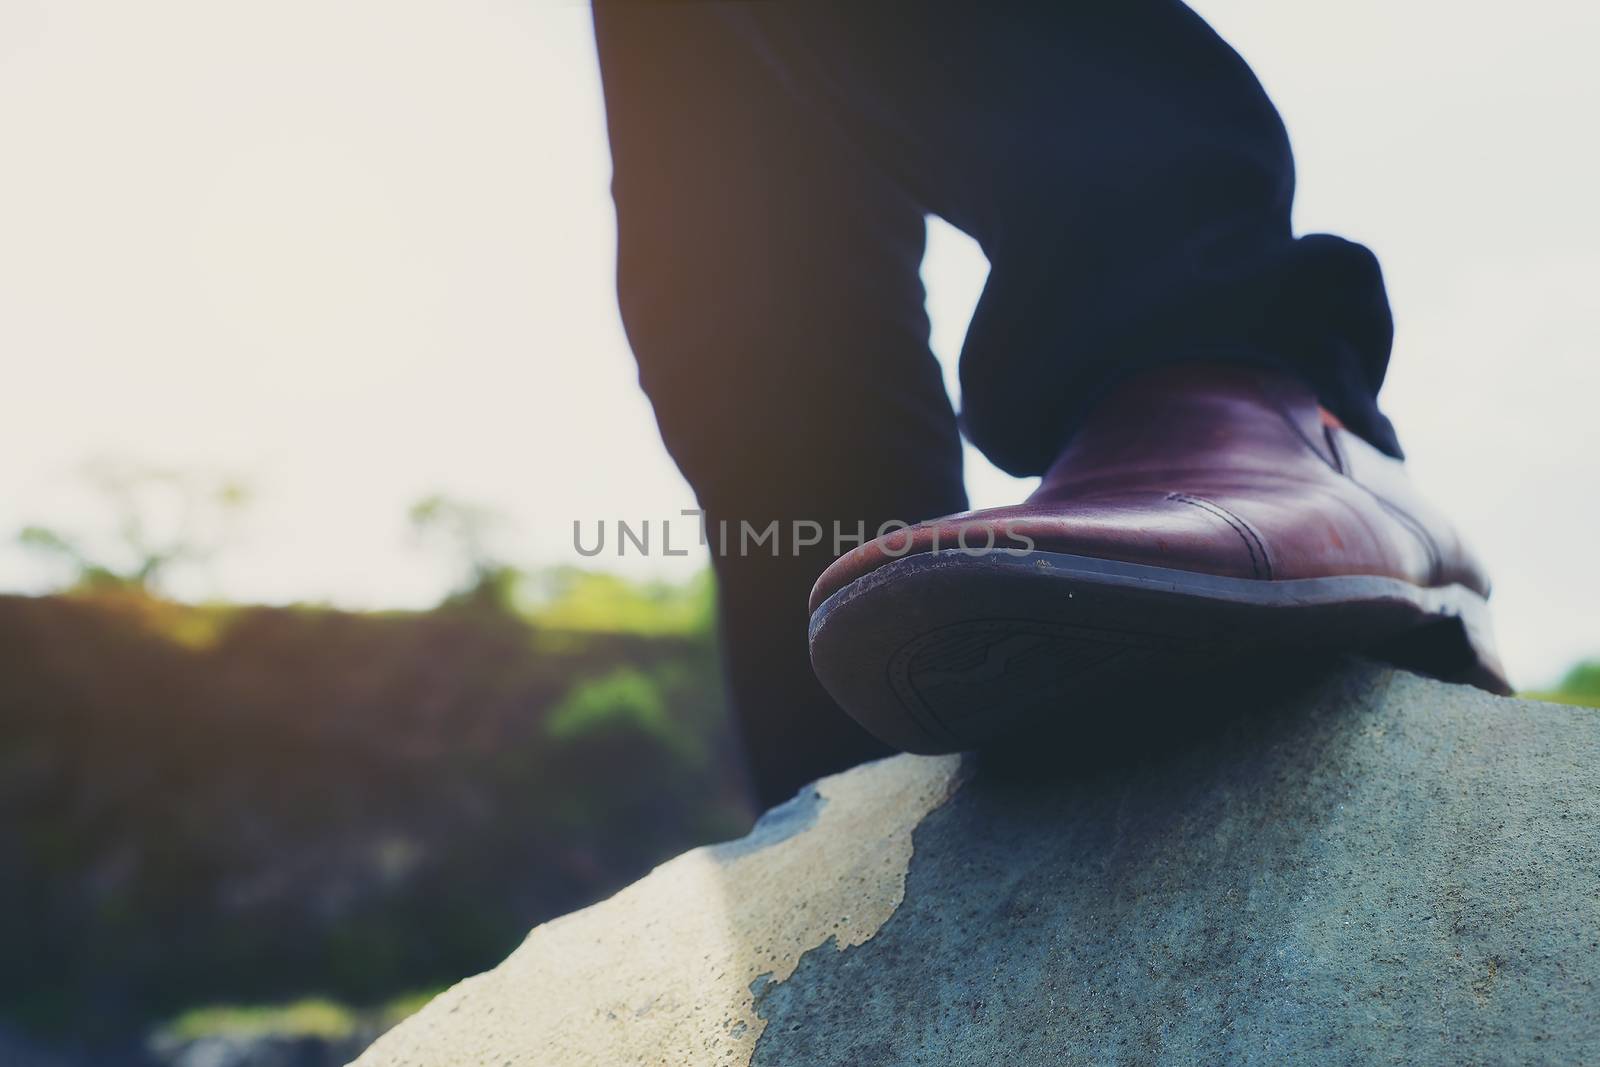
[1524,659,1600,708]
[0,570,744,1052]
[549,666,697,756]
[526,567,715,635]
[155,987,440,1047]
[160,999,359,1042]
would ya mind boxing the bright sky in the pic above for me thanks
[2,1,1596,685]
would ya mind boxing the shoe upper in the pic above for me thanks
[809,364,1490,613]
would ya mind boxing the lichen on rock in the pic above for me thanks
[352,753,963,1066]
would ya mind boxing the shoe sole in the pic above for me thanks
[808,549,1511,754]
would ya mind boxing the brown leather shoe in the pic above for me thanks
[808,364,1509,754]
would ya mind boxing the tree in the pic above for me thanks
[17,461,250,594]
[408,494,520,613]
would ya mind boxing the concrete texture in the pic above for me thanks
[353,663,1600,1066]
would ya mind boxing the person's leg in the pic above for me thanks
[716,4,1507,749]
[592,3,967,808]
[730,1,1400,475]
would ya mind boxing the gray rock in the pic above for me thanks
[353,662,1600,1066]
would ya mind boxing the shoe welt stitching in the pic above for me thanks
[1368,494,1443,586]
[1165,492,1273,580]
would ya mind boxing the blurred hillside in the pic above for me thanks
[0,573,748,1061]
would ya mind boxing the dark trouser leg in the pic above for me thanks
[594,1,1404,802]
[593,4,967,808]
[730,1,1402,474]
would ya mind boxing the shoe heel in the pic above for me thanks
[1368,591,1512,695]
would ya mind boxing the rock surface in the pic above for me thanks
[353,663,1600,1066]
